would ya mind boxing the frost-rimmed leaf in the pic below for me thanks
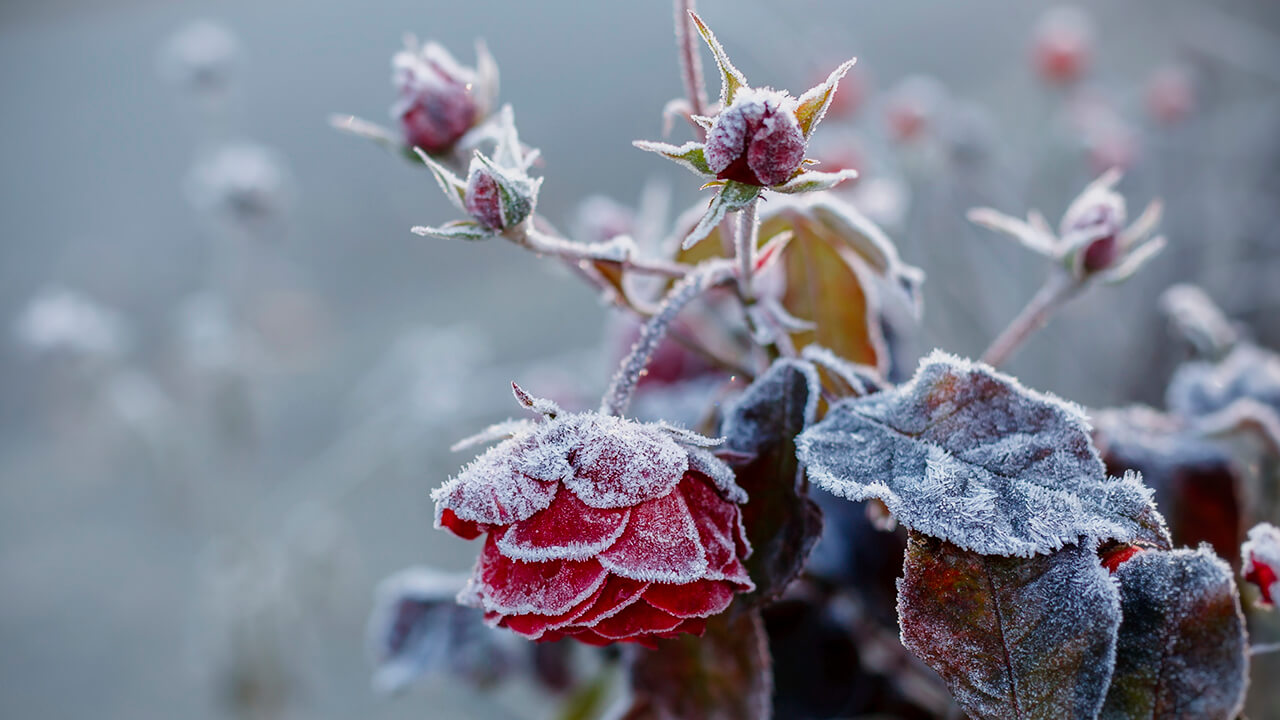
[622,610,771,720]
[721,358,824,604]
[688,12,748,107]
[797,351,1169,557]
[414,148,468,211]
[1099,546,1249,720]
[794,58,857,139]
[769,168,859,195]
[411,220,493,241]
[898,533,1121,720]
[683,181,760,251]
[330,114,420,163]
[632,140,712,177]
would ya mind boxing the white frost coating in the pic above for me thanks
[797,350,1167,557]
[800,344,886,397]
[564,414,688,508]
[449,418,536,453]
[686,447,747,503]
[723,358,821,458]
[432,431,564,526]
[1167,343,1280,420]
[1242,522,1280,608]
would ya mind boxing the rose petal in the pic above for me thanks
[498,579,607,639]
[433,433,563,526]
[439,508,485,540]
[683,476,750,570]
[571,575,651,627]
[497,490,631,561]
[564,416,687,508]
[598,490,708,583]
[643,580,736,618]
[687,448,747,503]
[592,599,683,640]
[475,535,607,616]
[665,617,708,638]
[567,629,615,647]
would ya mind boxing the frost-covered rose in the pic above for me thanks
[434,410,754,648]
[393,42,495,155]
[704,88,806,187]
[1242,522,1280,608]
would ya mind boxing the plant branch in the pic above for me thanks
[512,222,690,278]
[736,197,760,300]
[601,260,736,416]
[981,272,1082,368]
[674,0,708,127]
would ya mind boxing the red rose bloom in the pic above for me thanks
[434,411,754,648]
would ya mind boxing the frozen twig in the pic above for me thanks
[674,0,708,130]
[514,223,689,279]
[981,272,1081,368]
[736,196,760,300]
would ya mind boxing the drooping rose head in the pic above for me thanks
[704,88,807,187]
[393,42,489,155]
[434,403,754,648]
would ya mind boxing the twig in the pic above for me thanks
[981,272,1081,368]
[674,0,708,126]
[514,223,690,278]
[601,261,736,416]
[736,196,760,300]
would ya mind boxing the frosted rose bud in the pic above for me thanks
[704,88,806,187]
[1242,523,1280,608]
[463,156,535,231]
[1031,6,1094,86]
[1061,185,1126,274]
[434,411,754,648]
[393,43,480,154]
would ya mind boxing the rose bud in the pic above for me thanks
[392,41,496,155]
[434,390,754,648]
[884,75,945,145]
[1030,6,1094,86]
[704,88,807,187]
[463,154,536,231]
[1242,522,1280,608]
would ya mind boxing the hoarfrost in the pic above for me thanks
[898,535,1121,720]
[1099,546,1249,719]
[1242,522,1280,608]
[797,351,1166,556]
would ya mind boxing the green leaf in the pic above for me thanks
[683,181,760,251]
[722,359,824,605]
[899,533,1122,720]
[410,219,493,241]
[632,140,713,177]
[688,12,748,106]
[1099,547,1249,720]
[769,168,859,194]
[794,58,856,139]
[621,610,772,720]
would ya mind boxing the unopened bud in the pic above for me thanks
[393,43,481,154]
[704,88,806,187]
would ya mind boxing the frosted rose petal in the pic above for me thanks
[499,580,607,639]
[644,580,735,618]
[475,536,607,616]
[565,416,687,508]
[599,491,708,583]
[572,575,650,627]
[592,600,683,639]
[498,490,630,561]
[433,433,565,526]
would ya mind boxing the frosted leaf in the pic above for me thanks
[794,58,857,140]
[598,490,708,583]
[563,414,688,508]
[769,168,859,195]
[366,567,513,693]
[410,219,493,241]
[800,344,887,397]
[1158,284,1238,359]
[1242,522,1280,608]
[510,381,561,417]
[1167,343,1280,420]
[1099,547,1249,719]
[798,351,1167,556]
[450,419,535,452]
[432,431,566,526]
[632,140,712,178]
[688,11,749,106]
[898,534,1121,720]
[658,421,725,448]
[722,359,823,603]
[683,182,761,251]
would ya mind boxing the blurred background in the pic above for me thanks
[2,0,1278,718]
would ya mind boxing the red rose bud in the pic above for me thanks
[1100,543,1145,574]
[1059,176,1128,275]
[704,88,806,187]
[434,411,754,647]
[1031,6,1094,86]
[463,155,536,231]
[1242,522,1280,608]
[393,42,482,154]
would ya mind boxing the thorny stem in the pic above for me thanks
[736,197,760,300]
[601,260,736,417]
[981,272,1082,368]
[674,0,708,129]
